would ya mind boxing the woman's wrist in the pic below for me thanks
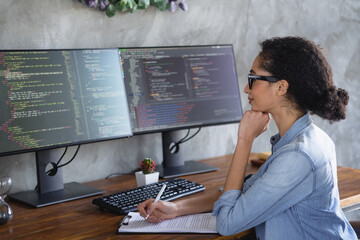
[176,201,184,216]
[173,199,186,217]
[236,137,253,150]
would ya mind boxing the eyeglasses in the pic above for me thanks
[248,74,279,89]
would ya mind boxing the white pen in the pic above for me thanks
[145,184,167,220]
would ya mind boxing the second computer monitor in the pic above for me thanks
[119,45,243,177]
[120,45,242,134]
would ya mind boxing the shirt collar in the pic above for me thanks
[270,112,312,153]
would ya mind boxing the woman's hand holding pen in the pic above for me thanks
[138,189,221,223]
[138,199,178,223]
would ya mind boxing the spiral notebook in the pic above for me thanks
[117,212,217,234]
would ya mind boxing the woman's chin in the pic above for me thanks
[250,106,257,111]
[250,106,265,112]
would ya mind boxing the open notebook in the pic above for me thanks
[117,212,217,234]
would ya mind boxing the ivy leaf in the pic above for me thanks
[150,0,169,11]
[116,0,128,11]
[137,0,150,9]
[106,3,117,17]
[115,0,138,12]
[128,0,138,12]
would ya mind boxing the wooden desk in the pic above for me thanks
[1,154,360,239]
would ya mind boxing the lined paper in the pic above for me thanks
[118,212,217,233]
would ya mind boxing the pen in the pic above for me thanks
[145,183,167,220]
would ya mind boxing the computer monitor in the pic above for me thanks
[119,45,243,178]
[0,49,132,207]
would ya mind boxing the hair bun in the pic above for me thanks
[335,87,349,105]
[314,86,349,122]
[328,86,349,105]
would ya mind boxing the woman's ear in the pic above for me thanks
[276,80,289,96]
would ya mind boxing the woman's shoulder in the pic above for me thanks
[268,147,314,171]
[274,124,336,170]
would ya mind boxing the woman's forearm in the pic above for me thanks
[223,138,253,193]
[222,111,269,193]
[174,188,221,216]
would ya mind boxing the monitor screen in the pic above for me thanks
[2,48,132,207]
[119,45,243,178]
[0,49,132,157]
[119,45,243,134]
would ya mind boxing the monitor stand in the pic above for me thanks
[9,148,104,207]
[158,130,218,178]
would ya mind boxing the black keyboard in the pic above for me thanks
[92,178,205,215]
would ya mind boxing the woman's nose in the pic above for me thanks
[244,83,250,94]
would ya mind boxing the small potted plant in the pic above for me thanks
[135,158,159,187]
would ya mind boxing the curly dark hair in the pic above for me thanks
[258,36,349,122]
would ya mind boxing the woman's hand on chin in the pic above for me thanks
[238,110,271,141]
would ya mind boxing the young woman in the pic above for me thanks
[138,36,357,239]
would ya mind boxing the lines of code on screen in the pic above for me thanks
[0,49,132,155]
[119,46,243,133]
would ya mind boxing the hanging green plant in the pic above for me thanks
[73,0,188,17]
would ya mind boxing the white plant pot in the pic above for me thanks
[135,171,159,187]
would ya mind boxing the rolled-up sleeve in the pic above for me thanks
[211,150,314,236]
[212,190,241,216]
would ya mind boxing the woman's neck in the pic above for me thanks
[272,109,305,137]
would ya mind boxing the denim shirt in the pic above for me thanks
[212,113,357,240]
